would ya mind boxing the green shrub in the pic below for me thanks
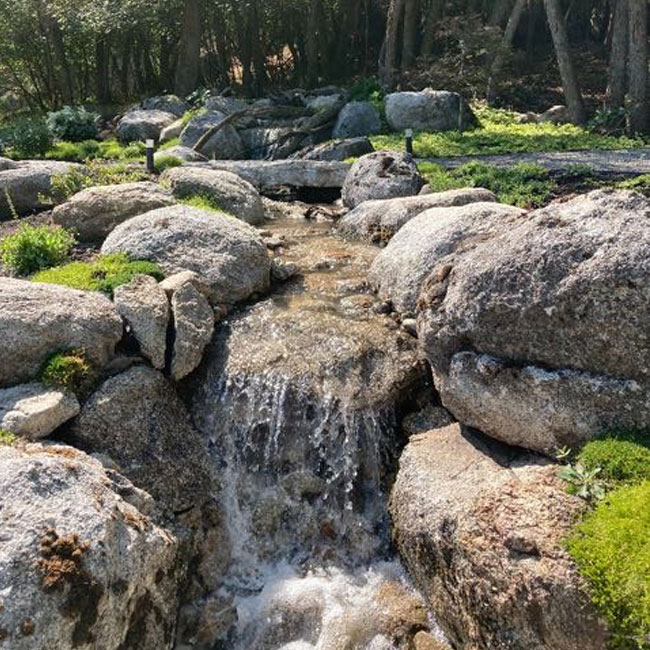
[578,433,650,487]
[155,154,183,173]
[0,224,76,275]
[45,139,101,162]
[0,118,52,158]
[46,106,99,142]
[0,429,18,446]
[418,161,555,207]
[39,350,95,397]
[567,481,650,650]
[32,252,164,295]
[180,107,205,127]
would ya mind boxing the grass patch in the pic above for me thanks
[0,224,76,275]
[0,429,18,446]
[32,252,164,296]
[48,161,150,203]
[38,350,95,398]
[154,154,183,173]
[567,481,650,650]
[45,139,145,163]
[618,174,650,195]
[418,160,556,207]
[371,104,645,158]
[159,137,180,150]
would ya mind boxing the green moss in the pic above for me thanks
[371,104,645,157]
[32,252,164,296]
[618,174,650,194]
[0,429,18,446]
[154,154,183,173]
[418,160,555,207]
[578,433,650,487]
[0,224,76,275]
[159,137,180,150]
[178,194,223,212]
[567,481,650,650]
[38,350,95,397]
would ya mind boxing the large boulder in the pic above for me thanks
[194,160,350,191]
[155,145,207,163]
[141,94,190,118]
[0,279,123,388]
[385,90,477,132]
[101,205,270,307]
[117,109,178,143]
[368,202,525,316]
[179,111,244,160]
[0,157,19,171]
[417,190,650,454]
[292,137,374,162]
[0,161,82,219]
[68,366,213,513]
[332,102,382,139]
[0,442,180,650]
[0,382,79,440]
[337,188,497,244]
[342,151,423,208]
[161,167,265,225]
[113,275,170,370]
[51,181,176,243]
[390,423,609,650]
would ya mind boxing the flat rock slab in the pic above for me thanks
[189,160,351,189]
[0,382,79,439]
[424,147,650,175]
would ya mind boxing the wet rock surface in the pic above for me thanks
[390,423,609,650]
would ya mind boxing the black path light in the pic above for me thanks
[146,139,155,172]
[405,128,414,155]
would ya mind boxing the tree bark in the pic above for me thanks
[627,0,648,132]
[605,0,628,108]
[174,0,201,97]
[486,0,527,103]
[95,37,111,106]
[543,0,586,123]
[380,0,405,87]
[421,0,442,57]
[402,0,420,70]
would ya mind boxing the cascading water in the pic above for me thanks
[191,216,439,649]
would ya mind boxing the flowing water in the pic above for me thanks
[191,213,437,649]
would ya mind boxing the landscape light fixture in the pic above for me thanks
[146,139,155,172]
[405,129,413,155]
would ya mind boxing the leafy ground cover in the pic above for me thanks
[371,105,646,158]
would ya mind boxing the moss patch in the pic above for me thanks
[154,154,183,173]
[39,350,95,397]
[178,194,223,212]
[578,433,650,487]
[567,481,650,650]
[32,252,164,296]
[0,429,18,446]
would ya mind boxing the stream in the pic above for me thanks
[191,211,438,649]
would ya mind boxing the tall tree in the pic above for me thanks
[605,0,628,108]
[175,0,201,97]
[543,0,586,122]
[380,0,405,87]
[627,0,648,132]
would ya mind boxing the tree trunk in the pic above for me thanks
[95,37,111,105]
[543,0,586,123]
[627,0,648,132]
[380,0,405,87]
[421,0,442,57]
[489,0,514,26]
[486,0,527,103]
[605,0,628,108]
[174,0,201,97]
[402,0,420,70]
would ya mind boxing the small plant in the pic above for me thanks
[567,481,650,650]
[588,106,628,136]
[558,462,606,503]
[0,429,18,446]
[154,154,183,173]
[46,106,99,142]
[39,350,95,397]
[0,224,76,275]
[180,107,206,127]
[0,118,52,159]
[32,252,164,295]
